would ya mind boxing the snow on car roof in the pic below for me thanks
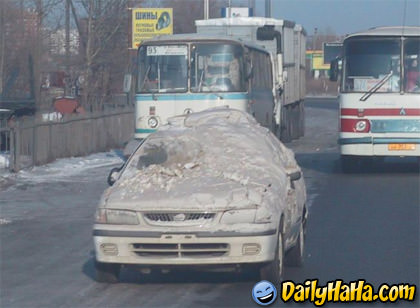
[107,108,298,211]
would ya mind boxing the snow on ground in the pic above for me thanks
[0,150,124,225]
[0,150,123,185]
[0,153,10,169]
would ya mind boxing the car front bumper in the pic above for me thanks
[93,228,277,265]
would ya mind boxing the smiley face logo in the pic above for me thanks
[251,280,277,306]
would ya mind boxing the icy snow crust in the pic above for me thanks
[103,108,305,231]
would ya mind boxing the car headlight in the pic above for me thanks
[254,206,273,223]
[220,209,256,224]
[95,209,139,225]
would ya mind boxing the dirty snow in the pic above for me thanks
[0,151,123,185]
[103,108,306,231]
[0,153,9,169]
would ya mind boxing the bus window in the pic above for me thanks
[137,45,188,93]
[343,39,401,93]
[190,43,245,92]
[404,38,420,93]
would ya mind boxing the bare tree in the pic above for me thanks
[73,0,128,111]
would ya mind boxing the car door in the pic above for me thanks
[266,133,302,250]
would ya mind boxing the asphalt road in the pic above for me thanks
[0,97,418,307]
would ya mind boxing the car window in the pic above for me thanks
[120,135,202,179]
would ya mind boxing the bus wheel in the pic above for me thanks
[341,155,360,173]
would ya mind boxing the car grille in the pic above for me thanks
[143,212,215,224]
[131,243,229,258]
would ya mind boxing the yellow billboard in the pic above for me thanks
[312,54,330,70]
[131,8,173,49]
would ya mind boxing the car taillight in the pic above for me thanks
[341,119,370,133]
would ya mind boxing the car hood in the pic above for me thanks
[102,174,275,211]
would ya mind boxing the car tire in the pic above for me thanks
[259,230,284,285]
[285,221,305,267]
[94,260,120,283]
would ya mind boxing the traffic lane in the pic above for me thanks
[290,152,419,285]
[1,98,418,307]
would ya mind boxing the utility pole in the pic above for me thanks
[265,0,271,18]
[65,0,70,96]
[0,1,4,95]
[204,0,209,20]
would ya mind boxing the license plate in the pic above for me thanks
[388,144,416,151]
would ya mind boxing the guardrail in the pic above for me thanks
[8,108,134,172]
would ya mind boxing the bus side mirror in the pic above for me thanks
[245,57,253,80]
[330,58,339,82]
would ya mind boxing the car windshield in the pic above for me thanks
[190,43,246,92]
[120,135,202,179]
[343,38,401,93]
[137,45,188,93]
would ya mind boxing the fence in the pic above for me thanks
[8,108,134,172]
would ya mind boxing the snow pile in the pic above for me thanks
[108,108,302,214]
[17,151,123,183]
[0,218,11,225]
[0,153,9,169]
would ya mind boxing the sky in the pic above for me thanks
[253,0,420,36]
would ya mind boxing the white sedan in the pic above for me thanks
[93,108,307,284]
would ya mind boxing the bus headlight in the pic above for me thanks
[355,120,369,132]
[148,116,159,128]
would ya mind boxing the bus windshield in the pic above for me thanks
[137,45,188,93]
[404,38,420,93]
[190,43,245,92]
[343,39,401,93]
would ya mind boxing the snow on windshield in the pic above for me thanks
[114,109,296,203]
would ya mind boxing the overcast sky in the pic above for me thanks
[254,0,420,35]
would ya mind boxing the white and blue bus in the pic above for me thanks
[330,26,420,171]
[134,34,281,140]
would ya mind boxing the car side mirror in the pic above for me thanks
[107,166,123,186]
[287,170,301,182]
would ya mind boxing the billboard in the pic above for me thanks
[131,8,173,49]
[323,42,342,64]
[313,54,330,70]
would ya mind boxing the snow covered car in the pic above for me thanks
[93,108,307,283]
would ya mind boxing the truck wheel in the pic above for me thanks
[259,231,284,285]
[299,101,305,137]
[285,221,305,267]
[94,260,121,283]
[291,103,299,140]
[281,107,291,143]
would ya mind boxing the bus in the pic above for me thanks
[330,26,420,171]
[134,34,280,140]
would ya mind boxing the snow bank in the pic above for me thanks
[16,151,123,183]
[0,153,9,169]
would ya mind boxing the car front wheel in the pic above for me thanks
[259,231,284,285]
[285,221,305,267]
[94,260,121,283]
